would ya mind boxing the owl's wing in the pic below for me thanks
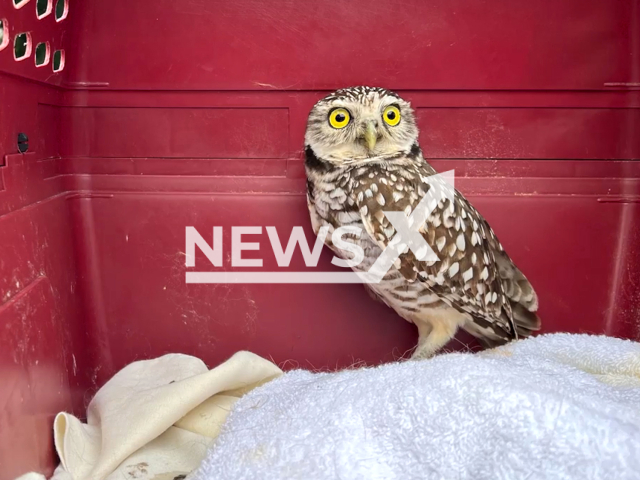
[352,163,518,340]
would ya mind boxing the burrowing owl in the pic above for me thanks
[304,86,541,359]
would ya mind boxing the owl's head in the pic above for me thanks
[305,86,418,164]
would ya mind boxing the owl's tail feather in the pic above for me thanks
[494,251,542,337]
[511,302,541,337]
[472,301,541,350]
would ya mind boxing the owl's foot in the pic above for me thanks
[410,345,436,361]
[410,310,462,360]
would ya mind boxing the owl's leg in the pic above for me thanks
[410,309,463,360]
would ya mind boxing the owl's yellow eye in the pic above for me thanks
[382,105,401,126]
[329,108,351,129]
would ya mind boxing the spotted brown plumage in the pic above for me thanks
[304,86,541,358]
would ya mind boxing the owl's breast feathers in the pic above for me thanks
[305,144,541,345]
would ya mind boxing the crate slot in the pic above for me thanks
[14,33,32,61]
[36,0,53,19]
[52,49,65,71]
[0,19,8,52]
[35,42,50,67]
[13,0,31,9]
[55,0,69,22]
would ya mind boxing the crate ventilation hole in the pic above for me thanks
[37,0,53,19]
[14,32,32,61]
[0,19,8,52]
[35,42,50,67]
[13,0,31,10]
[53,49,64,72]
[55,0,68,22]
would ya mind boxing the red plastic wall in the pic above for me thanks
[1,1,639,478]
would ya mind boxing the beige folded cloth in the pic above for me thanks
[37,351,282,480]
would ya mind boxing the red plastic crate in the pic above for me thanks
[0,1,638,478]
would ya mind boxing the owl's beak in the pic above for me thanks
[363,121,378,151]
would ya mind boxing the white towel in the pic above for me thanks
[193,334,640,480]
[44,351,282,480]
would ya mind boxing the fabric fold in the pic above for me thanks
[51,351,282,480]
